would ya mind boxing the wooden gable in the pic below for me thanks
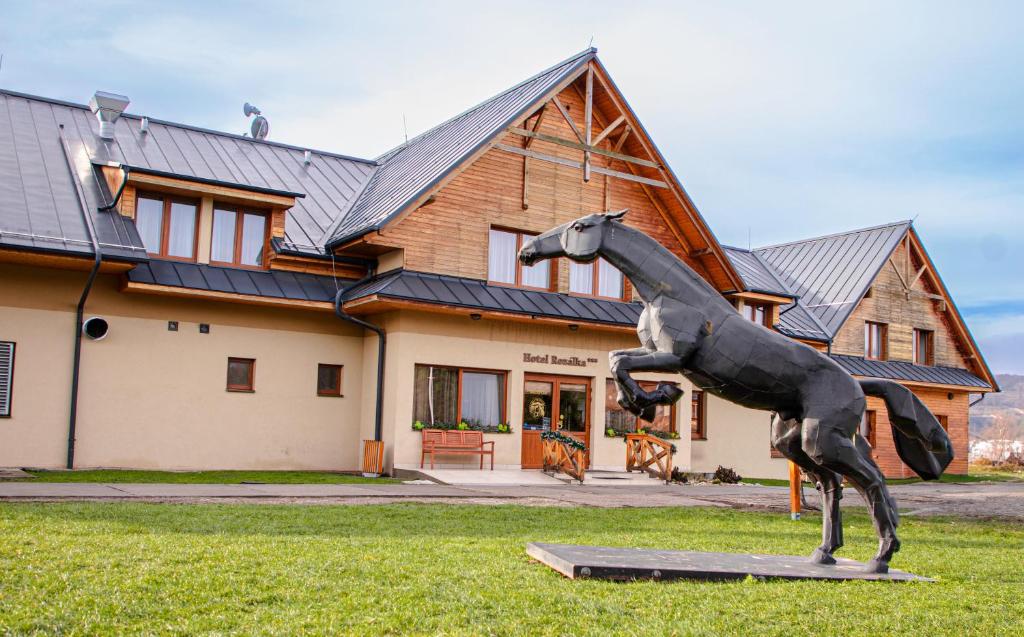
[341,59,741,294]
[832,228,995,387]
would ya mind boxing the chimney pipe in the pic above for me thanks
[88,91,130,140]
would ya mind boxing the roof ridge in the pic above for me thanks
[753,219,912,252]
[372,48,597,162]
[0,88,378,166]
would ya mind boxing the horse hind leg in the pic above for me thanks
[771,415,844,564]
[802,415,900,574]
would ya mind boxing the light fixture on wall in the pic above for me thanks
[469,313,482,321]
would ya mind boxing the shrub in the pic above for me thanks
[713,465,742,484]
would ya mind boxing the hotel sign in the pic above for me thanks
[522,352,599,367]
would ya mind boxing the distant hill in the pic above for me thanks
[970,374,1024,441]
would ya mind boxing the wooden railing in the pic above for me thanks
[542,435,586,483]
[625,433,674,483]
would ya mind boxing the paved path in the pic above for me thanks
[1,480,1022,519]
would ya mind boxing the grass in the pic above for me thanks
[4,469,400,484]
[743,471,1023,487]
[1,504,1021,636]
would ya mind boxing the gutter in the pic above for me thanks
[58,127,130,468]
[334,268,386,442]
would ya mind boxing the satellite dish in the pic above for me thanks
[251,115,269,140]
[243,102,269,139]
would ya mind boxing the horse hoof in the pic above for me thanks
[655,383,684,404]
[865,559,889,574]
[809,548,837,565]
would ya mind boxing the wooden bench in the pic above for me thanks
[420,429,494,470]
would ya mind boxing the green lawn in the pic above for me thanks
[1,504,1021,636]
[4,469,400,484]
[743,471,1023,488]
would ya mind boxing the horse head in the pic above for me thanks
[518,209,628,266]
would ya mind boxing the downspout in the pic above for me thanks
[58,124,130,469]
[969,394,985,408]
[334,266,386,442]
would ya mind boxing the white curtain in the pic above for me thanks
[569,261,593,294]
[211,208,236,262]
[135,196,163,253]
[597,258,622,298]
[166,202,196,258]
[488,229,516,284]
[461,372,502,425]
[521,259,549,288]
[241,213,266,266]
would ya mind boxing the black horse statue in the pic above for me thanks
[519,210,953,573]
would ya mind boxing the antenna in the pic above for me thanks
[588,36,594,48]
[402,113,408,145]
[747,226,751,251]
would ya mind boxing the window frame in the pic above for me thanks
[413,364,509,426]
[568,257,626,301]
[316,363,344,397]
[860,409,877,447]
[226,357,256,392]
[913,328,935,366]
[936,415,949,431]
[742,302,771,327]
[864,321,888,360]
[487,227,554,292]
[691,389,707,440]
[603,378,678,434]
[135,191,200,261]
[0,341,15,418]
[209,203,271,270]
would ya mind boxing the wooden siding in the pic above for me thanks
[866,388,969,477]
[832,241,969,369]
[361,84,716,296]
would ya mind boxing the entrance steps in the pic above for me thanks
[405,467,667,487]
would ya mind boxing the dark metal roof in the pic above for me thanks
[755,221,911,337]
[324,49,596,248]
[721,246,793,298]
[344,269,643,327]
[0,92,146,260]
[127,260,348,303]
[0,90,376,258]
[831,354,991,389]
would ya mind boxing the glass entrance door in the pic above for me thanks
[521,374,591,469]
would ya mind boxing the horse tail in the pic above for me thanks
[858,378,953,480]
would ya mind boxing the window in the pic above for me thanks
[413,365,507,427]
[226,357,255,392]
[743,302,770,327]
[211,205,268,268]
[569,258,624,299]
[487,228,551,290]
[936,415,949,431]
[913,329,934,366]
[691,389,706,440]
[860,409,877,447]
[135,192,199,260]
[317,364,343,397]
[864,322,888,360]
[0,341,14,418]
[604,379,676,434]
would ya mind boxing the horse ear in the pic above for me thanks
[605,208,629,222]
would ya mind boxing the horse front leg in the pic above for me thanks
[610,351,684,421]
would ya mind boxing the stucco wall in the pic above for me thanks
[690,394,789,480]
[0,263,366,471]
[374,311,692,472]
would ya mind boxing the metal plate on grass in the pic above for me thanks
[526,543,934,582]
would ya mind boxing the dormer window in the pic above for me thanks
[211,205,268,268]
[135,192,199,260]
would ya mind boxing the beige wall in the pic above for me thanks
[372,310,691,472]
[691,394,789,480]
[0,263,367,471]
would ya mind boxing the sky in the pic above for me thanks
[2,1,1022,374]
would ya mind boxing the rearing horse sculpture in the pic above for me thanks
[519,210,953,573]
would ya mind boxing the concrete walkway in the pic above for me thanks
[1,480,1022,518]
